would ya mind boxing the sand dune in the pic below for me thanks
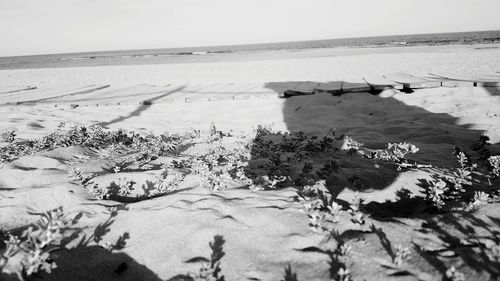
[1,44,500,281]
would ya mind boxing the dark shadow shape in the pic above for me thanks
[31,245,162,281]
[167,274,195,281]
[185,256,210,263]
[256,81,500,279]
[370,223,396,261]
[254,205,287,210]
[364,197,431,218]
[256,81,500,197]
[207,193,249,202]
[294,246,324,253]
[179,198,210,205]
[400,88,415,94]
[53,86,174,103]
[244,123,400,196]
[1,205,153,281]
[77,204,128,246]
[415,212,500,279]
[13,85,111,105]
[483,86,500,97]
[487,215,500,230]
[10,165,38,171]
[97,85,185,127]
[412,242,448,277]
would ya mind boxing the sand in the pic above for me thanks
[1,44,500,281]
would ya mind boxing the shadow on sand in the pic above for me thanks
[0,205,162,281]
[256,81,499,193]
[261,81,500,280]
[97,85,185,128]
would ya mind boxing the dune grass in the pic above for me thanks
[1,124,500,280]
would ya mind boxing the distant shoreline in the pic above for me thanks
[1,29,500,70]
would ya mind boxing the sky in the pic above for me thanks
[1,0,499,56]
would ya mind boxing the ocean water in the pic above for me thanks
[1,30,499,70]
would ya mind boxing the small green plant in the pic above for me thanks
[0,124,180,165]
[306,211,330,233]
[489,155,500,177]
[152,165,185,194]
[340,136,363,151]
[1,130,16,143]
[327,201,343,223]
[202,171,232,191]
[445,266,465,281]
[316,160,340,178]
[470,135,491,160]
[68,167,107,199]
[336,267,352,281]
[426,176,448,210]
[298,180,342,232]
[348,192,365,225]
[0,207,81,278]
[109,177,136,197]
[393,244,410,266]
[466,191,490,210]
[328,231,353,281]
[385,142,420,161]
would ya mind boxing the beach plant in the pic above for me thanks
[190,156,229,191]
[425,175,448,210]
[151,164,185,194]
[340,136,363,151]
[470,135,491,160]
[1,130,16,143]
[201,170,232,191]
[297,180,343,232]
[489,155,500,177]
[371,142,421,170]
[185,143,254,191]
[316,160,340,179]
[68,167,108,199]
[306,211,330,233]
[250,125,337,159]
[206,122,226,143]
[0,207,81,279]
[70,163,185,200]
[340,139,421,170]
[0,235,21,274]
[328,230,353,281]
[108,177,136,197]
[466,191,490,211]
[421,141,500,212]
[393,244,411,266]
[384,142,420,161]
[348,192,365,225]
[453,148,477,170]
[445,266,465,281]
[0,124,181,165]
[327,201,343,224]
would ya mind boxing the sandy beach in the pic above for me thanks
[1,44,500,281]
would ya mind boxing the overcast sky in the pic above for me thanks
[1,0,499,56]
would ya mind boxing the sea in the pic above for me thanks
[1,30,499,70]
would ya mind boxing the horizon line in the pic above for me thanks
[1,28,499,59]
